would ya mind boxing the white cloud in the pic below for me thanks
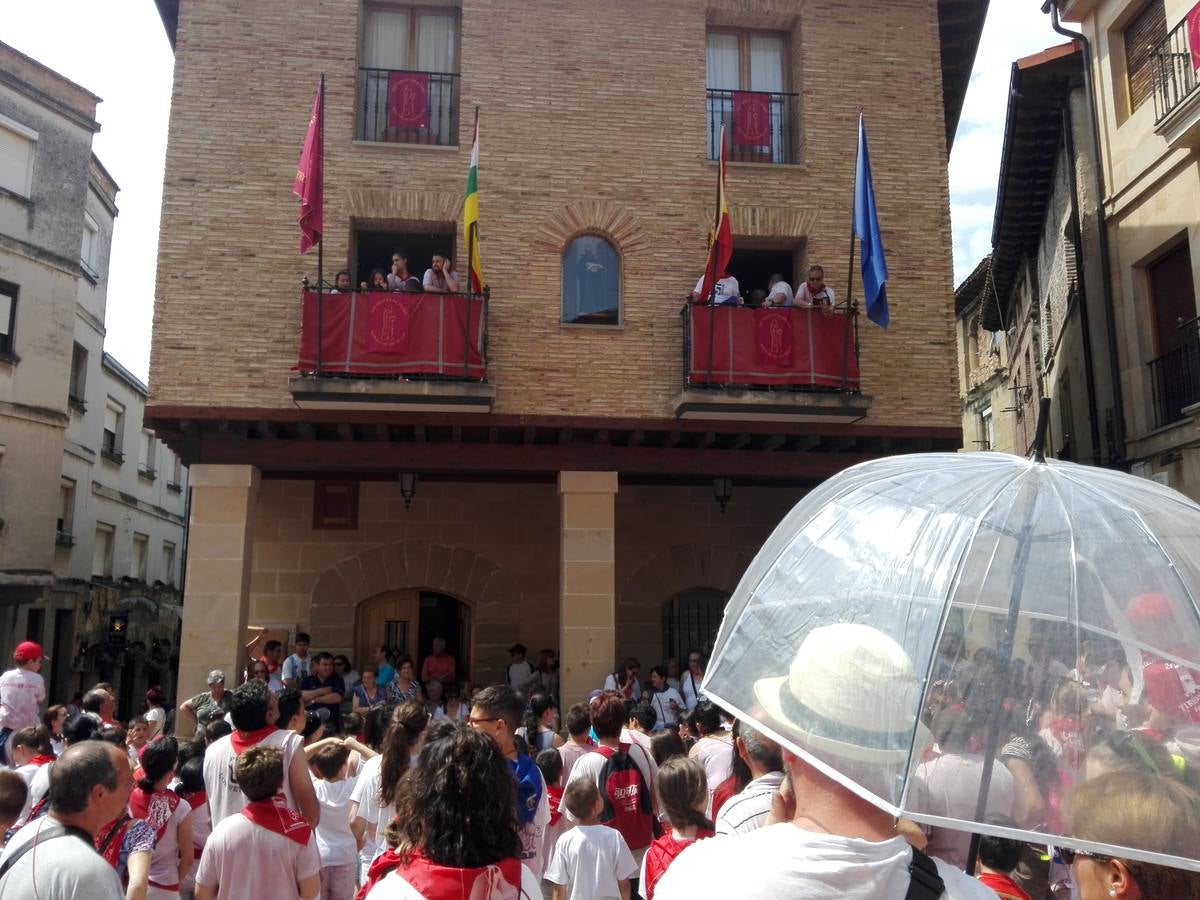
[4,2,173,383]
[950,1,1065,286]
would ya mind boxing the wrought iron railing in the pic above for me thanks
[1148,318,1200,428]
[356,68,460,145]
[705,89,800,164]
[1153,17,1199,124]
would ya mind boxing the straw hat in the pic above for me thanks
[754,623,926,764]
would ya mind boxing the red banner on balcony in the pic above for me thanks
[1189,2,1200,70]
[688,305,859,388]
[388,71,430,129]
[732,91,772,148]
[297,291,485,377]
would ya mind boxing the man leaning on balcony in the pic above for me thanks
[423,253,460,293]
[761,273,794,308]
[690,271,742,305]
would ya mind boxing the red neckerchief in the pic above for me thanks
[28,754,55,767]
[129,786,182,842]
[547,784,564,827]
[179,788,207,810]
[230,724,277,755]
[241,794,311,846]
[979,871,1032,900]
[95,815,132,869]
[355,848,522,900]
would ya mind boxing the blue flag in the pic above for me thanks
[853,114,889,329]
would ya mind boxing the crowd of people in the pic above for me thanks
[688,264,837,311]
[327,249,462,296]
[1,625,1200,900]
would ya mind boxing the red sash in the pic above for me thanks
[27,754,54,767]
[356,848,523,900]
[230,724,277,755]
[241,794,311,846]
[547,784,564,828]
[979,871,1032,900]
[95,815,133,870]
[129,786,182,842]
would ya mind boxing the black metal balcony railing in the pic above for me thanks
[706,88,800,164]
[356,68,460,145]
[1154,17,1199,124]
[1148,318,1200,428]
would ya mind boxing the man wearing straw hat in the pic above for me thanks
[656,623,993,899]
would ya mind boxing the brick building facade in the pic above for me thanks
[148,0,987,704]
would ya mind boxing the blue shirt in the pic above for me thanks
[376,663,396,687]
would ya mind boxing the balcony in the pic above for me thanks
[290,288,494,412]
[356,68,460,146]
[673,302,871,422]
[138,465,157,481]
[706,89,800,164]
[55,530,74,548]
[1153,17,1200,148]
[1148,318,1200,429]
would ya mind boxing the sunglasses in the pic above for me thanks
[1055,848,1111,866]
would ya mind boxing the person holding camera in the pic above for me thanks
[648,666,686,731]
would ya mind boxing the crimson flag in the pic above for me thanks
[293,84,323,254]
[733,91,771,148]
[1189,2,1200,70]
[699,125,733,304]
[388,72,430,129]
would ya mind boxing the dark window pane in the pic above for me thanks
[562,236,619,325]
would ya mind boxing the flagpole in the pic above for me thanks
[316,73,326,376]
[705,127,724,386]
[842,109,862,393]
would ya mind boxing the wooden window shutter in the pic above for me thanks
[313,480,360,530]
[1124,0,1166,111]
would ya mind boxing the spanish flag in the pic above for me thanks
[463,109,484,293]
[699,124,732,303]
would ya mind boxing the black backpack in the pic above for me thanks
[906,847,945,900]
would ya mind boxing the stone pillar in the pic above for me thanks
[177,465,260,701]
[558,471,618,708]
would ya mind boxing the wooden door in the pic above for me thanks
[1149,242,1197,355]
[356,590,420,669]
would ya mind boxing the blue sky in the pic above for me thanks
[4,1,1061,380]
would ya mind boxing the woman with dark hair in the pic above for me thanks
[603,656,643,702]
[651,729,687,767]
[708,717,752,820]
[42,703,67,756]
[357,720,537,898]
[353,666,386,713]
[174,755,209,900]
[687,700,734,800]
[517,691,563,752]
[144,685,171,740]
[350,700,429,882]
[368,268,388,291]
[442,681,468,722]
[360,703,392,751]
[130,736,194,898]
[385,656,422,704]
[681,650,706,711]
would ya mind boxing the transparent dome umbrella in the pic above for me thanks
[703,421,1200,873]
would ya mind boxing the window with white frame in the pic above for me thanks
[0,281,15,357]
[162,540,177,586]
[169,452,183,490]
[102,399,124,459]
[0,114,36,198]
[980,405,995,451]
[80,212,99,278]
[93,522,114,578]
[138,429,156,477]
[57,478,75,540]
[131,532,148,581]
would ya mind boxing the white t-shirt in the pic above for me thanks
[313,776,359,867]
[654,823,996,900]
[148,795,193,886]
[765,280,795,307]
[281,653,311,684]
[422,267,460,292]
[26,761,51,816]
[144,705,167,738]
[0,667,44,732]
[182,800,211,894]
[351,755,389,877]
[0,817,125,900]
[680,672,703,711]
[561,741,657,864]
[194,810,321,899]
[690,737,734,794]
[204,729,303,826]
[546,824,638,900]
[795,280,836,307]
[506,660,534,694]
[364,863,541,899]
[715,771,785,836]
[911,753,1016,869]
[647,688,684,728]
[602,674,643,703]
[692,274,741,305]
[12,762,40,823]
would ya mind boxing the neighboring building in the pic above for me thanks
[1055,0,1200,494]
[955,42,1119,465]
[0,42,188,710]
[148,0,989,704]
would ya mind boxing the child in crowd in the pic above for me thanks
[975,830,1032,900]
[194,745,321,899]
[0,642,46,766]
[536,748,570,897]
[175,755,210,900]
[204,719,232,746]
[126,715,150,760]
[546,779,637,900]
[9,725,54,822]
[0,769,27,846]
[308,738,374,900]
[639,757,714,900]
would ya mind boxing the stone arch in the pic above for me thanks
[343,188,463,226]
[307,541,523,683]
[616,543,756,669]
[532,199,652,256]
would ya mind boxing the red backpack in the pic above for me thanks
[593,743,655,851]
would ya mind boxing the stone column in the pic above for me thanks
[177,465,260,701]
[558,471,618,708]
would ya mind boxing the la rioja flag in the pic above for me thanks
[293,82,323,255]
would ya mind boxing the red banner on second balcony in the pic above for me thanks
[388,71,430,129]
[297,291,485,377]
[732,91,772,148]
[688,305,859,388]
